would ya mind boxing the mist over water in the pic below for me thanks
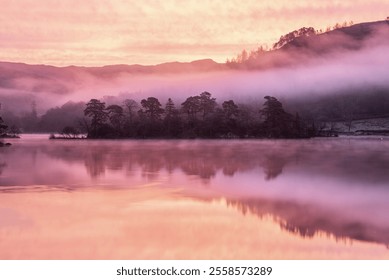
[1,135,389,259]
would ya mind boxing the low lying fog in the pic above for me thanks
[1,24,388,114]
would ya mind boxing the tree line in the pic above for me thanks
[226,21,354,67]
[74,92,311,139]
[4,88,389,139]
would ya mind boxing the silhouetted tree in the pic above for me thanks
[181,96,201,120]
[180,92,218,137]
[260,96,296,138]
[221,100,240,137]
[165,98,176,118]
[136,97,165,137]
[222,100,239,119]
[163,98,182,137]
[227,45,268,69]
[140,97,164,121]
[107,104,124,133]
[123,99,138,123]
[121,99,139,137]
[236,49,249,63]
[84,99,108,137]
[273,27,316,49]
[199,91,217,120]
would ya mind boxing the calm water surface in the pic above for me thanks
[1,134,389,259]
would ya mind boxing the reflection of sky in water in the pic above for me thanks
[0,135,389,259]
[0,207,33,229]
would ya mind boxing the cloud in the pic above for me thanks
[1,21,388,115]
[0,0,388,65]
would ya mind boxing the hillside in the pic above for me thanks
[282,20,389,53]
[228,20,389,69]
[1,20,388,88]
[0,59,224,95]
[1,20,388,95]
[0,19,388,128]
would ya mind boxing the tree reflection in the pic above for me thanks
[7,139,389,184]
[263,154,287,180]
[225,198,389,247]
[2,139,389,248]
[84,149,106,178]
[41,141,292,180]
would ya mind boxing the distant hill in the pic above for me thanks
[0,58,225,95]
[84,58,225,77]
[1,20,388,95]
[0,19,388,119]
[281,20,389,52]
[228,20,389,69]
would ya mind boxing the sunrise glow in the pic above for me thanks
[1,0,388,66]
[1,0,389,270]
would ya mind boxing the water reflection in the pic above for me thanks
[0,162,6,176]
[1,136,389,257]
[263,153,287,180]
[2,138,389,183]
[225,198,389,247]
[0,207,32,229]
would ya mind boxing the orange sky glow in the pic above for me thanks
[0,0,388,66]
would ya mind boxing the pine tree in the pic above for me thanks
[84,99,108,137]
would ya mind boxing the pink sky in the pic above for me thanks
[0,0,388,66]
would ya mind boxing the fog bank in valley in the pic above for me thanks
[0,22,388,117]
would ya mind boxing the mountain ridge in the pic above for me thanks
[0,19,388,114]
[1,20,388,77]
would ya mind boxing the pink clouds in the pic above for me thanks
[0,0,388,66]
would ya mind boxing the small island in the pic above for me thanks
[49,94,312,140]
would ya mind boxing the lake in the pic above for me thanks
[1,135,389,259]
